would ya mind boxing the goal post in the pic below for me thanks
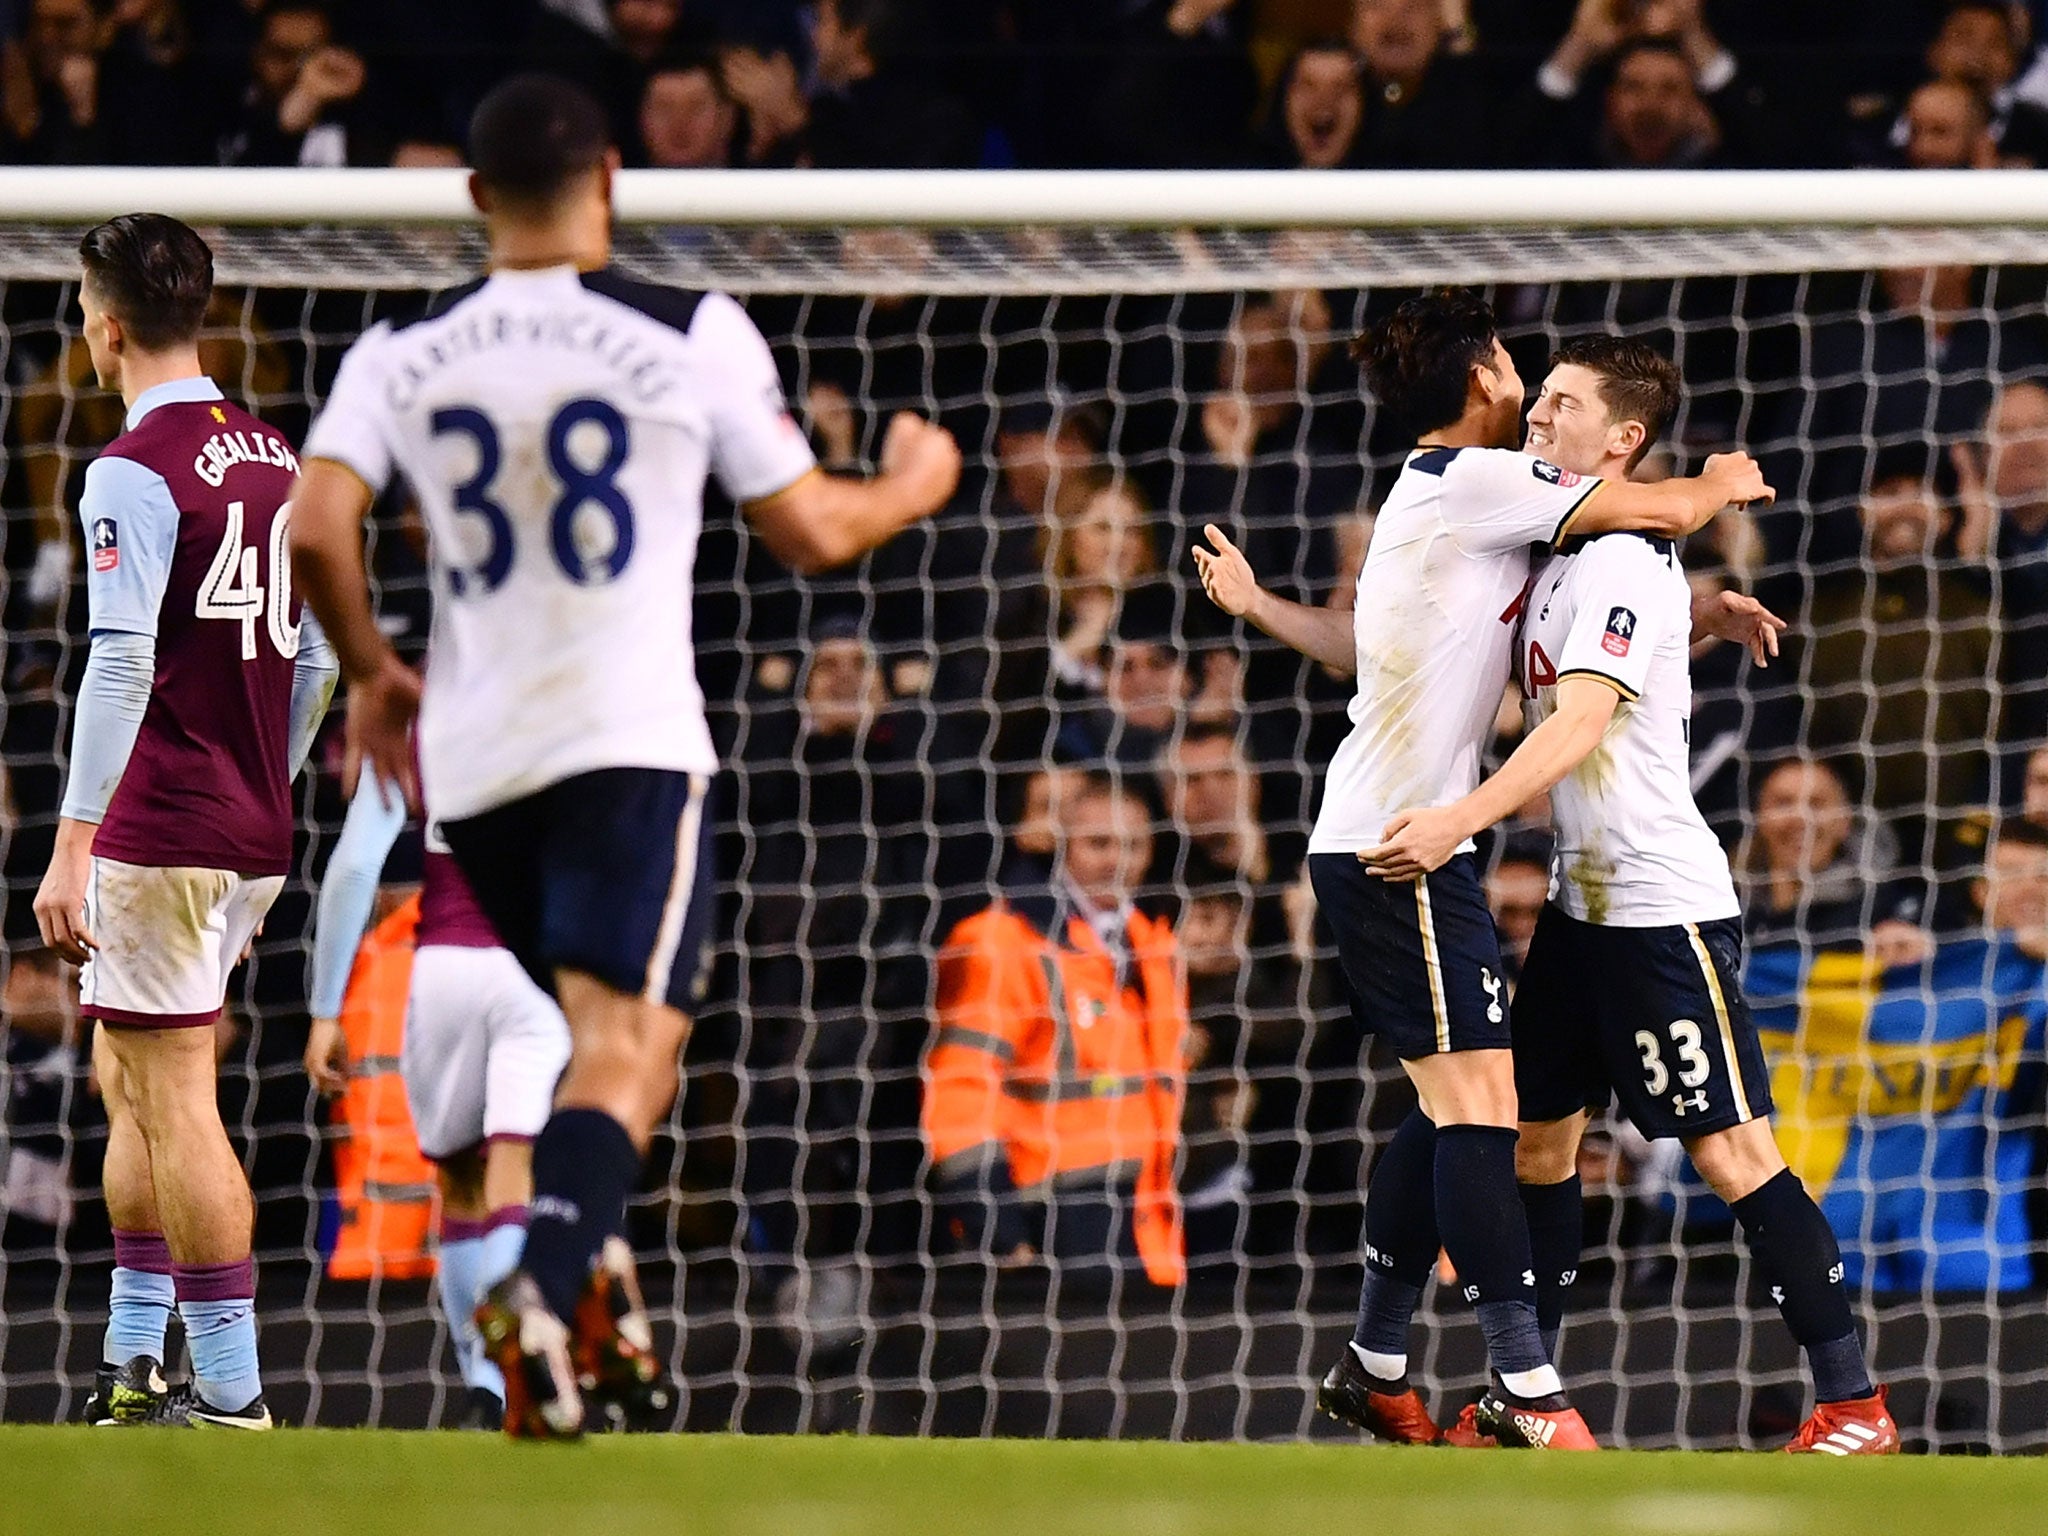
[0,170,2044,1449]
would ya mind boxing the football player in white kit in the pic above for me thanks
[289,74,962,1437]
[1364,335,1896,1455]
[1194,290,1770,1449]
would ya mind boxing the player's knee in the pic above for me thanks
[1685,1121,1785,1203]
[438,1146,487,1213]
[1516,1115,1585,1184]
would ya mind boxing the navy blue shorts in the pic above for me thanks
[440,768,717,1012]
[1309,851,1513,1059]
[1512,904,1774,1140]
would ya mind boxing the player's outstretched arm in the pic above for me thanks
[1360,676,1620,881]
[1570,452,1774,541]
[1193,524,1356,674]
[744,412,962,574]
[289,457,422,806]
[303,772,408,1096]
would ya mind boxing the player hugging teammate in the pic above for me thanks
[1201,291,1890,1452]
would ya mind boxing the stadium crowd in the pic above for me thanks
[3,1,2048,173]
[2,0,2048,1429]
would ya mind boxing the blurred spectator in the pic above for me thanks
[95,0,212,164]
[1348,0,1494,167]
[1851,1,2048,167]
[1765,265,2024,571]
[1485,831,1553,986]
[1174,873,1254,1263]
[217,1,367,166]
[1040,478,1164,695]
[1055,588,1191,769]
[924,774,1187,1290]
[1957,379,2048,759]
[720,0,979,168]
[1769,453,1997,874]
[1520,0,1771,167]
[1734,757,1922,954]
[1748,817,2048,1294]
[635,50,740,166]
[1148,721,1299,947]
[1255,36,1364,169]
[1,0,109,163]
[740,614,932,1270]
[1593,37,1724,167]
[1175,864,1308,1265]
[2021,743,2048,834]
[1891,77,2000,168]
[1089,0,1259,171]
[1,945,82,1242]
[530,0,717,148]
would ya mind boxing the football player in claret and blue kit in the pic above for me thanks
[37,213,338,1429]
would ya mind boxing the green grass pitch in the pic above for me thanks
[1,1428,2042,1536]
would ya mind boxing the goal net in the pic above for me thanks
[1,169,2045,1450]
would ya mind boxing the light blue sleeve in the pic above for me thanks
[308,773,409,1019]
[289,611,340,778]
[58,631,155,823]
[79,455,181,638]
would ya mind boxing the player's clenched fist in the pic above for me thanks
[878,411,963,515]
[1193,523,1260,619]
[1700,450,1774,509]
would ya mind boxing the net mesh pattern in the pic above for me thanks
[0,221,2044,1449]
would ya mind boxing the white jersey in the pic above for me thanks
[1517,532,1739,927]
[304,266,816,820]
[1311,446,1603,853]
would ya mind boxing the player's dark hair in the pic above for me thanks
[77,214,213,353]
[468,73,612,208]
[1351,288,1501,438]
[1550,334,1681,471]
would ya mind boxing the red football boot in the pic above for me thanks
[1785,1387,1900,1455]
[1478,1392,1600,1450]
[1315,1350,1443,1444]
[1442,1401,1500,1448]
[571,1237,675,1432]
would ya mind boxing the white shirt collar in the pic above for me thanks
[125,375,225,432]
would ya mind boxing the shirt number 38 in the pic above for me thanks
[428,397,637,596]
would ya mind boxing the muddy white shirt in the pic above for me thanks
[1310,446,1602,854]
[1517,531,1739,926]
[304,266,815,820]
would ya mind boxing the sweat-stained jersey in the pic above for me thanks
[1309,446,1603,854]
[301,266,817,821]
[84,376,305,875]
[1516,531,1739,927]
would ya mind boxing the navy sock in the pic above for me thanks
[1730,1168,1873,1404]
[1435,1125,1561,1405]
[522,1108,641,1322]
[1520,1175,1583,1364]
[1350,1110,1439,1384]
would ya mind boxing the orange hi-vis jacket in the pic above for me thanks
[327,895,438,1281]
[924,886,1188,1287]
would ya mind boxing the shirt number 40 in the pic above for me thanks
[196,498,300,661]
